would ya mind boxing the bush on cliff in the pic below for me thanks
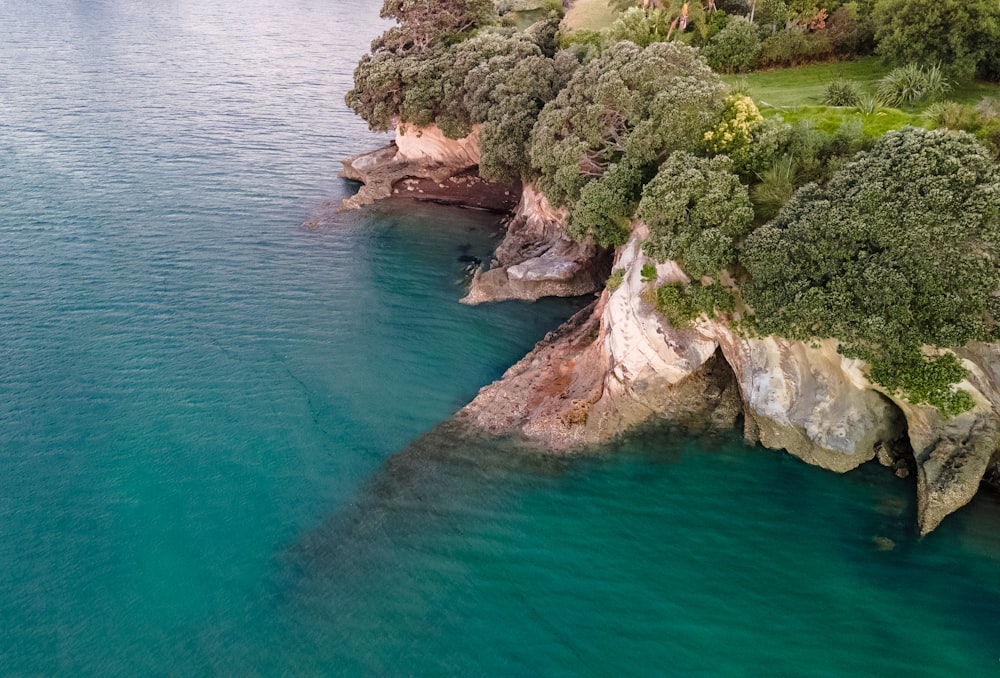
[529,41,727,246]
[638,152,753,280]
[743,127,1000,413]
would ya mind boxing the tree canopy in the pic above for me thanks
[638,152,753,279]
[347,14,567,182]
[872,0,1000,80]
[529,41,726,244]
[743,127,1000,412]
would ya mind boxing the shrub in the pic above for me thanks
[606,268,626,291]
[702,17,761,74]
[826,2,873,56]
[873,0,1000,81]
[640,262,658,283]
[854,95,883,116]
[876,63,951,107]
[654,282,735,328]
[823,78,862,107]
[751,155,796,221]
[729,116,793,179]
[758,28,833,68]
[605,8,675,47]
[638,152,753,279]
[924,101,982,132]
[704,94,764,162]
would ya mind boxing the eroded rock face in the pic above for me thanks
[341,133,1000,533]
[462,228,1000,533]
[895,344,1000,534]
[461,185,610,304]
[340,124,516,212]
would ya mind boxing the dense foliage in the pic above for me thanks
[347,1,565,181]
[529,41,726,245]
[872,0,1000,80]
[638,153,753,279]
[703,17,761,74]
[743,128,1000,412]
[654,281,735,328]
[345,0,1000,413]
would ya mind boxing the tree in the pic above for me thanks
[743,127,1000,412]
[702,16,761,72]
[375,0,496,53]
[346,0,501,132]
[462,27,568,180]
[529,41,727,244]
[872,0,1000,80]
[638,152,753,278]
[348,21,568,183]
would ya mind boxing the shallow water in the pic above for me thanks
[1,0,999,674]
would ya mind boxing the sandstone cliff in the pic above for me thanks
[461,228,1000,534]
[341,125,607,301]
[341,130,1000,534]
[339,124,517,212]
[461,185,610,304]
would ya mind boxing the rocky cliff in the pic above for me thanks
[341,125,607,301]
[461,185,610,304]
[460,228,1000,534]
[339,124,517,212]
[342,129,1000,534]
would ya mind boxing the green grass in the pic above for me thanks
[762,105,924,137]
[724,56,1000,137]
[724,56,1000,108]
[561,0,618,32]
[723,58,891,108]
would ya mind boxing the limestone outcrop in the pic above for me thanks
[461,185,610,304]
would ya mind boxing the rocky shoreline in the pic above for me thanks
[341,126,1000,535]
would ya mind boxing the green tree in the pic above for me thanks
[375,0,496,53]
[348,21,568,183]
[702,16,761,73]
[743,127,1000,412]
[529,41,727,244]
[462,27,568,180]
[872,0,1000,80]
[638,152,754,278]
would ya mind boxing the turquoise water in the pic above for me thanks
[1,0,999,674]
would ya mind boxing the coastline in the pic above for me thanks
[341,126,1000,535]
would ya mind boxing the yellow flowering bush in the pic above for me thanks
[703,95,763,160]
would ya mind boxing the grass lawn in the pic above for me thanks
[763,105,924,137]
[722,57,890,107]
[724,56,1000,136]
[561,0,618,33]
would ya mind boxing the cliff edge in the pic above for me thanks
[342,129,1000,534]
[460,228,1000,535]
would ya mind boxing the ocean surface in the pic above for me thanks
[1,0,999,674]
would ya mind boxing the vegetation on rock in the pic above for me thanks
[346,0,1000,413]
[638,153,752,280]
[529,41,725,245]
[743,128,1000,413]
